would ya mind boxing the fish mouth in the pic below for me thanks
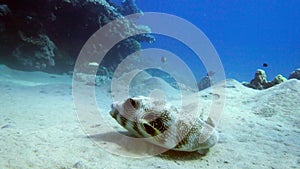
[109,104,119,119]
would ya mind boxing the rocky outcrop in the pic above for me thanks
[289,68,300,80]
[0,0,154,73]
[0,4,10,33]
[243,69,287,90]
[197,76,212,90]
[115,0,142,16]
[13,32,56,70]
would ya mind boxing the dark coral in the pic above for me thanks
[119,0,142,16]
[197,76,213,90]
[289,69,300,80]
[244,69,269,90]
[0,4,10,33]
[0,0,154,73]
[243,69,287,90]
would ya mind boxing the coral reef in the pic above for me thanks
[13,32,56,70]
[270,74,287,85]
[289,68,300,80]
[117,0,142,16]
[197,71,216,90]
[245,69,268,90]
[0,0,154,73]
[243,69,287,90]
[0,4,10,33]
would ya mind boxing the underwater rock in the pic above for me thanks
[197,76,213,90]
[245,69,268,90]
[0,4,11,32]
[108,0,142,16]
[270,74,287,85]
[0,0,154,73]
[0,4,10,17]
[288,68,300,80]
[243,69,287,90]
[12,33,56,70]
[110,69,180,100]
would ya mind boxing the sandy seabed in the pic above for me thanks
[0,64,299,169]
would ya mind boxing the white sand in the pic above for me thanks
[0,65,299,169]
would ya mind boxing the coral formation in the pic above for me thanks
[0,0,154,73]
[13,32,57,70]
[288,68,300,80]
[243,69,287,90]
[110,0,142,16]
[246,69,268,90]
[271,74,287,85]
[197,76,212,90]
[0,4,10,32]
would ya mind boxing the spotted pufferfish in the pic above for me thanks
[109,96,218,152]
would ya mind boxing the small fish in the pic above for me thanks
[207,71,215,77]
[161,56,167,64]
[88,62,99,66]
[262,63,268,67]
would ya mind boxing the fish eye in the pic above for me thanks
[150,118,167,133]
[151,120,161,129]
[143,123,157,136]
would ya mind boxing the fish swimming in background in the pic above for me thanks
[88,62,99,66]
[263,63,268,67]
[207,70,215,77]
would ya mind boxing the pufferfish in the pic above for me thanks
[109,96,218,152]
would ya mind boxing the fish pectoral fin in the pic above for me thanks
[198,148,210,155]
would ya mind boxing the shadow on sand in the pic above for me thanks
[87,131,208,161]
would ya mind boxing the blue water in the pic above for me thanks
[114,0,300,82]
